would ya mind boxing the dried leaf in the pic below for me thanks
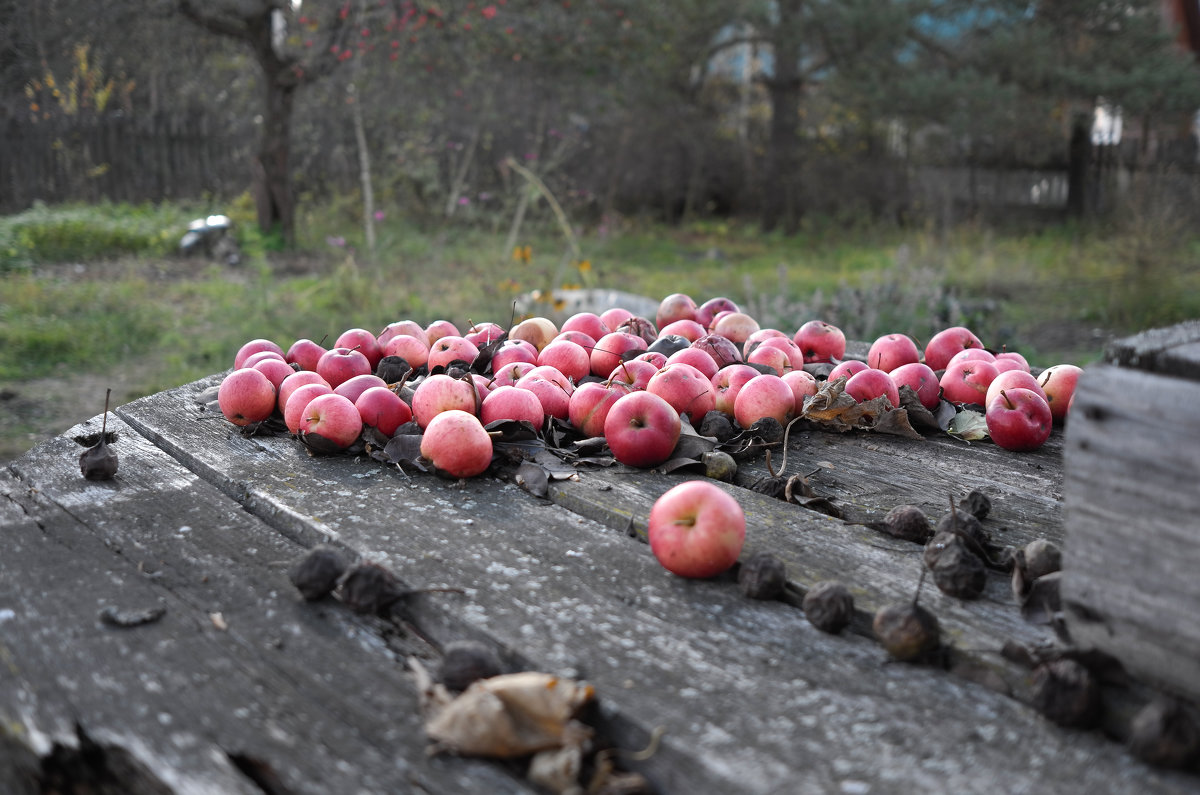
[947,409,989,441]
[657,457,707,475]
[1019,571,1062,625]
[515,461,550,497]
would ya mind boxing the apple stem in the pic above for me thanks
[999,388,1014,410]
[100,387,111,436]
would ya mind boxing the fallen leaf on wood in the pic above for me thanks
[947,409,989,441]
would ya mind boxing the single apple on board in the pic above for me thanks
[218,367,278,426]
[481,385,546,428]
[382,334,431,370]
[985,369,1046,408]
[355,386,412,437]
[888,362,940,410]
[923,326,984,371]
[733,373,794,427]
[284,383,334,434]
[510,316,560,351]
[424,319,461,345]
[603,391,681,468]
[667,347,720,379]
[867,333,921,372]
[985,388,1052,451]
[537,340,591,383]
[647,362,716,424]
[1036,364,1084,423]
[590,332,648,377]
[420,409,494,478]
[827,359,869,383]
[844,368,900,408]
[428,335,481,371]
[608,359,659,391]
[335,328,383,369]
[234,338,285,370]
[648,480,746,578]
[411,373,478,428]
[793,321,846,364]
[694,297,740,330]
[568,380,631,438]
[658,319,707,342]
[277,371,330,413]
[285,338,327,372]
[712,364,761,416]
[939,359,999,405]
[560,311,610,341]
[655,292,698,330]
[711,312,760,346]
[298,393,363,453]
[781,369,819,414]
[316,347,373,389]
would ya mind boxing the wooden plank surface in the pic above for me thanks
[62,375,1192,793]
[1103,320,1200,379]
[1061,363,1200,702]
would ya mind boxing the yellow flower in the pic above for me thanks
[576,259,591,273]
[512,245,532,263]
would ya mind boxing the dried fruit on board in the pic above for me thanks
[79,388,118,480]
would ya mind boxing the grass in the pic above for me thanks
[2,199,1199,461]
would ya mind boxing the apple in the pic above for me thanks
[490,361,536,389]
[298,393,363,452]
[411,373,479,428]
[355,386,412,436]
[491,339,539,370]
[420,409,493,477]
[658,319,707,342]
[667,347,720,380]
[636,350,670,369]
[827,359,869,382]
[889,362,941,410]
[734,373,794,427]
[743,328,788,357]
[1037,364,1084,423]
[242,350,287,369]
[994,349,1031,373]
[335,328,383,369]
[316,347,373,389]
[285,338,328,372]
[939,359,999,405]
[218,367,278,426]
[252,358,297,392]
[334,373,388,404]
[712,365,761,416]
[695,297,741,329]
[924,326,984,371]
[381,333,430,370]
[517,370,573,420]
[599,306,635,331]
[616,316,658,345]
[481,385,546,427]
[647,362,716,423]
[284,382,334,434]
[464,321,505,348]
[234,338,284,370]
[428,335,481,371]
[603,391,682,468]
[691,333,743,369]
[992,357,1027,374]
[844,368,901,408]
[751,335,804,371]
[537,340,591,383]
[781,369,820,413]
[608,359,659,391]
[424,319,460,345]
[277,370,330,413]
[560,311,610,341]
[867,334,920,372]
[568,380,631,437]
[655,293,698,329]
[377,320,429,349]
[712,312,760,346]
[985,369,1046,409]
[947,347,996,367]
[647,480,745,578]
[793,321,846,363]
[553,330,598,354]
[590,332,648,377]
[510,316,559,351]
[985,388,1052,451]
[746,344,791,376]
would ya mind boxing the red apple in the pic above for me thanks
[537,340,591,383]
[285,338,328,372]
[568,381,631,437]
[218,367,278,427]
[647,362,716,424]
[754,336,804,371]
[939,359,999,405]
[985,369,1046,409]
[316,347,373,389]
[985,388,1052,452]
[382,333,431,370]
[420,409,493,477]
[334,373,388,404]
[712,365,760,416]
[658,319,707,342]
[746,344,791,376]
[490,361,536,389]
[924,326,984,371]
[734,373,794,427]
[1036,364,1083,423]
[889,362,941,410]
[712,312,760,346]
[647,480,745,578]
[947,347,996,367]
[517,370,573,420]
[334,328,383,369]
[298,393,363,452]
[635,350,669,369]
[252,358,297,392]
[743,328,788,357]
[844,368,900,408]
[491,339,539,371]
[793,321,846,363]
[464,321,505,348]
[994,349,1031,373]
[608,359,659,391]
[242,350,287,369]
[428,335,481,371]
[603,391,682,468]
[655,293,698,329]
[553,330,598,354]
[827,359,869,382]
[867,333,920,372]
[560,311,610,341]
[481,385,546,427]
[424,319,460,345]
[469,373,492,403]
[694,297,740,330]
[234,338,285,370]
[355,386,412,437]
[377,320,428,349]
[781,369,819,413]
[599,306,635,331]
[284,382,335,434]
[667,347,720,380]
[590,332,648,377]
[411,373,479,428]
[278,370,330,413]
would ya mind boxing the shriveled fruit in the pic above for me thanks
[803,581,855,634]
[737,552,787,600]
[1030,659,1100,728]
[873,601,939,661]
[289,545,348,601]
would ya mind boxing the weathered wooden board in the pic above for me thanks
[1062,363,1200,702]
[1,418,538,795]
[1103,320,1200,379]
[90,377,1197,794]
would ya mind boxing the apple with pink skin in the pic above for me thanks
[355,386,412,436]
[743,328,788,357]
[985,388,1052,451]
[420,409,493,478]
[647,480,745,578]
[464,321,505,348]
[286,338,327,372]
[827,359,869,382]
[517,372,573,420]
[491,361,535,388]
[712,312,760,346]
[635,350,669,369]
[590,332,648,377]
[695,297,740,330]
[691,333,743,369]
[924,326,984,371]
[560,312,609,341]
[218,368,278,427]
[658,319,707,342]
[242,350,287,369]
[537,340,591,383]
[746,344,791,376]
[985,369,1046,409]
[278,371,330,413]
[754,336,804,371]
[316,347,373,389]
[252,358,297,391]
[1036,364,1083,423]
[428,336,480,371]
[781,369,819,413]
[867,334,920,372]
[411,373,479,428]
[667,347,720,380]
[481,385,546,427]
[994,349,1031,373]
[655,293,698,329]
[947,347,996,367]
[553,330,598,354]
[335,328,383,369]
[712,365,760,416]
[845,368,901,408]
[424,319,460,345]
[734,373,794,427]
[940,359,999,405]
[568,381,631,437]
[608,359,659,391]
[992,357,1026,374]
[793,321,846,363]
[889,362,941,410]
[235,339,285,370]
[469,374,492,403]
[377,320,429,349]
[284,382,334,434]
[647,363,716,423]
[334,373,388,404]
[603,391,682,468]
[599,306,635,331]
[382,333,430,370]
[298,393,363,453]
[491,339,539,370]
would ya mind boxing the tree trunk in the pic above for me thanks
[762,0,804,234]
[1066,110,1092,219]
[253,76,297,244]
